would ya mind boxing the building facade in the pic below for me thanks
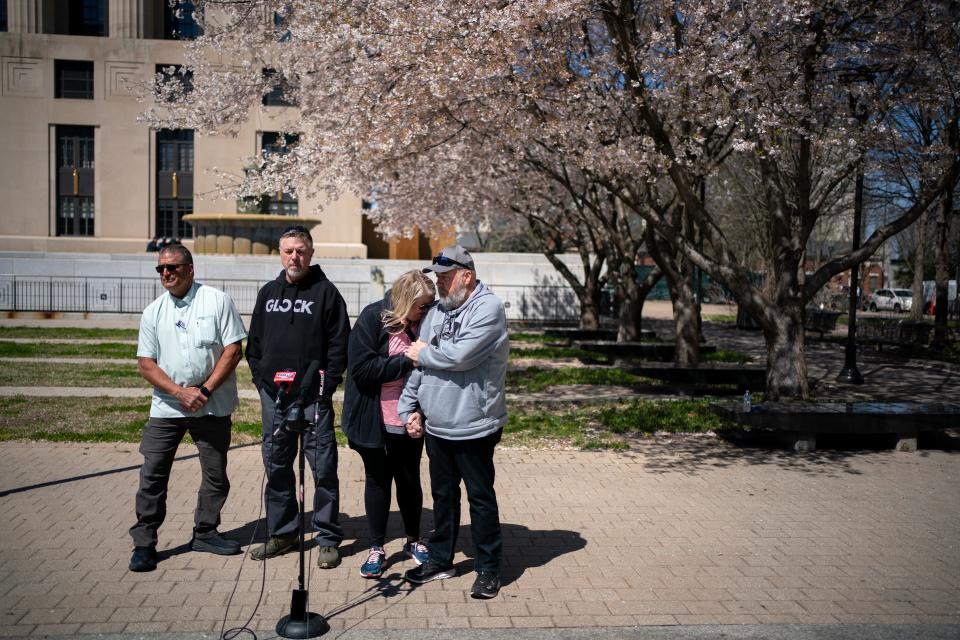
[0,0,370,256]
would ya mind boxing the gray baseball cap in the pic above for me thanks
[423,245,476,273]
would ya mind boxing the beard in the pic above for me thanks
[440,285,469,310]
[285,264,306,281]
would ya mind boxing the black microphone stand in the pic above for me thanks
[276,374,328,638]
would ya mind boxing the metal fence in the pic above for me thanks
[0,275,371,318]
[0,275,581,322]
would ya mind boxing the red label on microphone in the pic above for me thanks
[274,370,297,384]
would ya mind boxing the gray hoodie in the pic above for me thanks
[398,280,509,440]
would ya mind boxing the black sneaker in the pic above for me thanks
[404,561,456,584]
[129,546,157,572]
[191,533,241,556]
[470,571,500,599]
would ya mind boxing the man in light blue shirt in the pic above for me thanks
[129,244,246,572]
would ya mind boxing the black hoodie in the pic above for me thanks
[246,264,351,401]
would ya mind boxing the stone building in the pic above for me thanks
[0,1,436,257]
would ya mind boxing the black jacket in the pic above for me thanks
[341,293,417,448]
[246,265,351,401]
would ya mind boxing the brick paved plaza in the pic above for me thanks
[1,438,958,637]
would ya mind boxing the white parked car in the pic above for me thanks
[865,288,913,313]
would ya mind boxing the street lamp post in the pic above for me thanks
[837,170,865,385]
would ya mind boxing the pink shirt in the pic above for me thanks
[380,325,415,431]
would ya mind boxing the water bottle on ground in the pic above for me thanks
[742,390,752,412]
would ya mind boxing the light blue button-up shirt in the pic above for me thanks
[137,282,247,418]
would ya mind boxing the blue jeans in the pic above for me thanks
[425,429,502,573]
[259,389,342,545]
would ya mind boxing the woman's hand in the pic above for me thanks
[406,412,424,438]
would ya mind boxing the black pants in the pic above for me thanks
[351,431,425,547]
[260,389,342,545]
[425,429,502,573]
[129,415,232,548]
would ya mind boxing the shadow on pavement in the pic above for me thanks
[0,441,260,498]
[616,430,959,478]
[221,506,585,591]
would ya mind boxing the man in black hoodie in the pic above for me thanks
[246,225,351,568]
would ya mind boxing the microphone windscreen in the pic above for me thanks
[298,361,321,402]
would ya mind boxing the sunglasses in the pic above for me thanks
[155,263,189,274]
[432,255,471,269]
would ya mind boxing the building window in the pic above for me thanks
[273,8,292,42]
[163,1,202,40]
[155,64,193,101]
[56,126,95,237]
[156,129,195,239]
[262,68,296,107]
[261,132,299,215]
[55,60,94,100]
[1,1,8,33]
[50,0,107,37]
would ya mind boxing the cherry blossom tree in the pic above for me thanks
[149,0,960,399]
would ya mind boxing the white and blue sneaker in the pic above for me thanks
[404,539,429,566]
[359,545,385,579]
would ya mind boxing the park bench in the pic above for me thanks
[574,340,717,364]
[857,318,932,351]
[804,309,843,338]
[626,363,766,393]
[714,401,959,452]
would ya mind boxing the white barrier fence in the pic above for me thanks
[0,275,581,322]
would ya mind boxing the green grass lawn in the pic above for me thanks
[0,396,346,446]
[509,345,596,360]
[0,327,140,340]
[596,399,735,434]
[0,362,255,388]
[0,341,139,359]
[703,349,754,364]
[502,399,736,449]
[0,394,732,449]
[506,366,648,392]
[508,332,546,343]
[0,326,746,449]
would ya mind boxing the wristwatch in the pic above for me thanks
[196,385,212,398]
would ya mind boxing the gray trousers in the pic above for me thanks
[259,388,342,545]
[129,415,232,548]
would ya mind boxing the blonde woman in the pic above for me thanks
[341,270,436,578]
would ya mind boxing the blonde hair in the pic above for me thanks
[382,270,436,333]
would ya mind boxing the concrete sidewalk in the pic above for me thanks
[1,439,959,637]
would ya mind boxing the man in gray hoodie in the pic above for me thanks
[398,245,509,599]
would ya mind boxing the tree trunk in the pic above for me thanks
[762,301,809,400]
[538,247,605,331]
[933,116,957,345]
[578,295,600,331]
[671,274,700,366]
[933,188,953,347]
[645,222,701,364]
[617,275,643,341]
[911,212,926,320]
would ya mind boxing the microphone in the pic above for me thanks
[296,361,322,406]
[273,370,297,407]
[284,361,320,433]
